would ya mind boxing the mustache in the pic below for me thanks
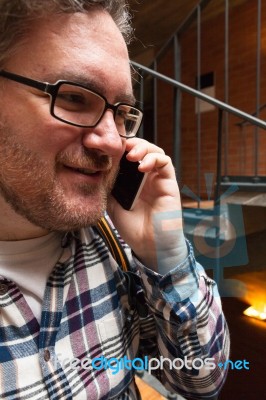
[56,148,113,170]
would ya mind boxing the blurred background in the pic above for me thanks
[128,1,266,399]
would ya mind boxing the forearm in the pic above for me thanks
[134,241,230,400]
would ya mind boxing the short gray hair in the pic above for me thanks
[0,0,133,66]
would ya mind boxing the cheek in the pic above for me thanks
[22,119,80,160]
[1,93,74,155]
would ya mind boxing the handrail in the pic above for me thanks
[236,102,266,126]
[131,61,266,131]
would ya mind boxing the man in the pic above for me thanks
[0,1,229,399]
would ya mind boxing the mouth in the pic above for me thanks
[62,164,105,179]
[67,166,101,176]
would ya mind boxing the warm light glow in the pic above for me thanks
[234,271,266,322]
[243,306,266,321]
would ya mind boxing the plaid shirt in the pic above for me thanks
[0,225,229,400]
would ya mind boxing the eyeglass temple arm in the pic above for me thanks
[0,70,48,92]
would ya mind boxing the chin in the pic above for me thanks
[71,193,108,226]
[28,191,108,232]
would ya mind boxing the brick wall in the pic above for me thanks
[155,0,266,198]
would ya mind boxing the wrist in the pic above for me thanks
[156,234,188,275]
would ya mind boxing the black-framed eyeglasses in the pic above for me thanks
[0,70,143,138]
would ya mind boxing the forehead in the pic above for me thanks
[5,9,132,99]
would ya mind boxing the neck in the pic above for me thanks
[0,197,49,241]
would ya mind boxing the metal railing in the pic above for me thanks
[131,61,266,203]
[132,0,266,201]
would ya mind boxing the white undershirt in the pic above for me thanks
[0,232,65,323]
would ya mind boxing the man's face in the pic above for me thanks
[0,10,133,232]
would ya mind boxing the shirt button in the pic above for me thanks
[43,349,51,362]
[0,283,8,295]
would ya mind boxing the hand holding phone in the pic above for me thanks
[111,152,147,210]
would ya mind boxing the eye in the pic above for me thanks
[59,93,86,104]
[57,92,86,104]
[116,105,133,123]
[55,82,98,110]
[115,110,128,128]
[116,108,127,120]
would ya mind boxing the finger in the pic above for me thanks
[138,152,174,178]
[125,138,165,161]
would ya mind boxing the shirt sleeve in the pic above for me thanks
[132,239,230,400]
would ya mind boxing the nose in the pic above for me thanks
[82,110,124,157]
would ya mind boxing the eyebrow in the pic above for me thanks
[45,72,136,105]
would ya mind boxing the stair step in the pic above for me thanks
[220,176,266,192]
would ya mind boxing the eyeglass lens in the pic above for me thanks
[53,83,141,136]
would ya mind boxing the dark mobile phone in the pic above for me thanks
[111,152,147,210]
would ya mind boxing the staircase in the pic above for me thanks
[130,0,266,297]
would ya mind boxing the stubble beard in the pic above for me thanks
[0,127,118,232]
